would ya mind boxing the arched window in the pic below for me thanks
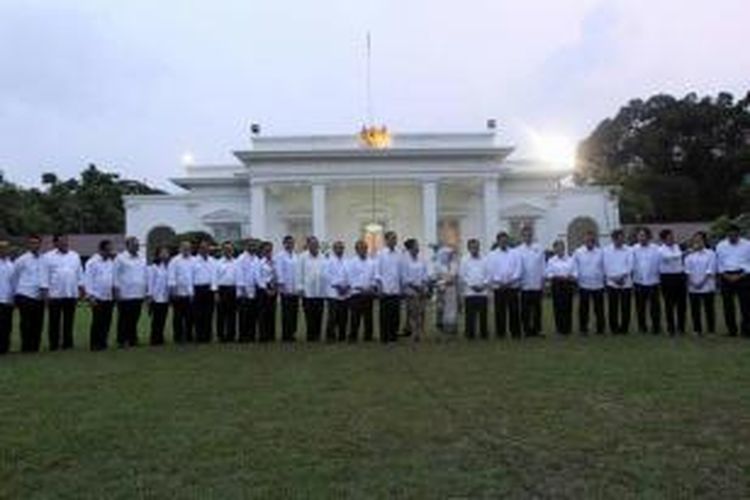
[567,217,599,251]
[146,225,177,259]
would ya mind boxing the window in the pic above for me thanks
[508,218,535,240]
[212,223,241,242]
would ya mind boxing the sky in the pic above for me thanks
[1,0,748,190]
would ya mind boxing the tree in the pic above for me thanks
[577,91,750,222]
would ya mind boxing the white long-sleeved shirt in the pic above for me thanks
[658,244,685,274]
[0,257,14,304]
[297,251,327,298]
[324,255,348,300]
[632,243,661,286]
[114,251,148,300]
[346,256,376,295]
[400,255,429,295]
[237,252,258,299]
[485,247,522,289]
[84,254,115,301]
[684,249,717,294]
[460,255,488,297]
[168,254,194,298]
[545,255,577,281]
[192,255,217,290]
[147,263,170,303]
[41,249,83,299]
[516,243,545,291]
[716,238,750,273]
[215,256,240,288]
[256,257,276,291]
[603,244,634,289]
[376,247,403,295]
[573,245,605,291]
[12,252,43,299]
[275,250,298,295]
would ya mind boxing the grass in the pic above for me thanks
[1,302,750,498]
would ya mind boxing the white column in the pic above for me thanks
[312,183,327,241]
[250,183,266,240]
[483,178,499,249]
[422,180,438,247]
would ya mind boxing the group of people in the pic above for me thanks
[0,222,749,355]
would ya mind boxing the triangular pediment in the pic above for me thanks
[499,201,546,219]
[201,209,248,223]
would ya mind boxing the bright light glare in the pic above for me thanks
[529,131,577,167]
[181,152,195,166]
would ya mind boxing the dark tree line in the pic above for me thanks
[0,165,163,237]
[577,91,750,223]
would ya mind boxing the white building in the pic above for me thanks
[124,130,619,254]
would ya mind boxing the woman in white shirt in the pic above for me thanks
[545,240,577,336]
[148,246,171,346]
[659,229,687,336]
[401,238,430,342]
[684,232,717,335]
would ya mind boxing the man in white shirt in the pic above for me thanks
[517,226,545,338]
[658,228,687,336]
[276,235,300,342]
[237,239,259,342]
[376,231,403,343]
[685,231,717,335]
[632,227,662,334]
[347,239,377,342]
[715,223,750,337]
[545,240,577,336]
[603,229,634,335]
[215,241,239,343]
[192,239,218,343]
[324,241,349,342]
[486,231,522,338]
[297,236,327,342]
[114,236,148,348]
[12,235,44,352]
[168,241,195,343]
[0,241,14,354]
[256,241,277,342]
[573,230,606,335]
[41,234,84,350]
[460,238,488,339]
[84,239,115,351]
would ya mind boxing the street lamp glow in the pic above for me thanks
[529,131,577,167]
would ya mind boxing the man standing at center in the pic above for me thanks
[41,234,84,351]
[603,229,634,335]
[573,230,606,335]
[297,236,327,342]
[516,226,545,338]
[486,231,522,339]
[376,231,403,343]
[114,237,148,348]
[276,235,300,343]
[192,239,218,343]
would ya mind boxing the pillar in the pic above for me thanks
[250,183,266,240]
[483,178,499,248]
[312,183,327,241]
[422,180,438,247]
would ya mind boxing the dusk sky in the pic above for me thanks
[1,0,748,190]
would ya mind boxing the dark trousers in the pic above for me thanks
[303,297,325,342]
[579,288,605,335]
[90,300,114,351]
[379,295,401,342]
[493,288,521,338]
[661,273,687,335]
[464,296,488,339]
[550,281,574,335]
[607,287,632,334]
[238,297,259,342]
[0,303,12,354]
[16,295,43,352]
[117,299,142,347]
[48,298,77,350]
[720,275,750,336]
[171,296,193,343]
[193,285,214,343]
[689,292,715,335]
[257,288,277,342]
[217,286,238,342]
[634,284,661,334]
[149,302,168,345]
[326,299,349,341]
[348,294,374,342]
[280,294,299,342]
[520,290,543,337]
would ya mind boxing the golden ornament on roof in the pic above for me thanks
[359,125,391,149]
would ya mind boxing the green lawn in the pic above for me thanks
[1,304,750,498]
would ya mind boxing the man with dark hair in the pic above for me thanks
[237,239,259,342]
[347,239,376,342]
[603,229,634,334]
[298,236,327,342]
[460,238,489,339]
[658,228,687,336]
[215,241,239,342]
[716,224,750,337]
[168,241,195,343]
[324,241,349,341]
[517,226,545,337]
[486,231,522,338]
[275,235,300,342]
[84,239,116,350]
[632,227,662,334]
[685,231,717,335]
[192,239,217,343]
[573,230,606,335]
[375,231,403,342]
[41,234,84,350]
[0,241,14,354]
[12,235,44,352]
[114,237,148,348]
[256,241,277,342]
